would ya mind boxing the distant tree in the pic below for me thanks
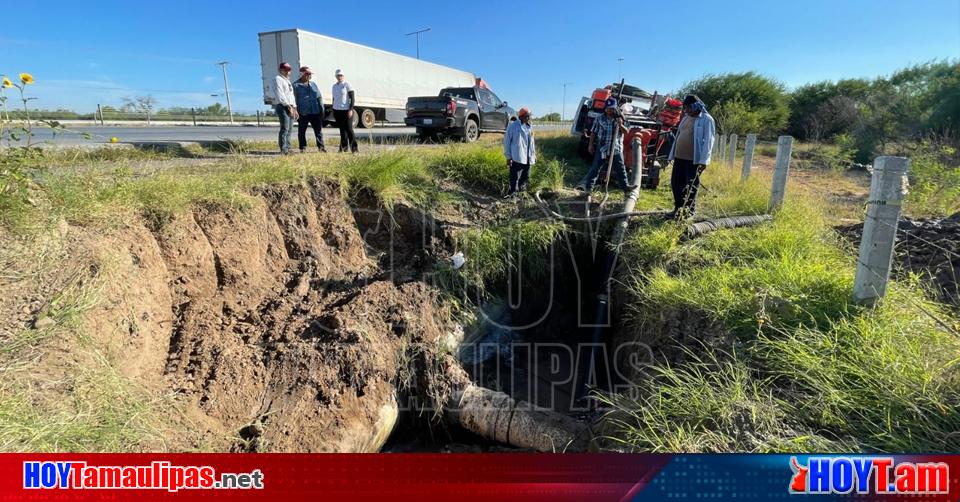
[122,95,157,125]
[538,112,561,122]
[787,78,871,139]
[678,71,789,136]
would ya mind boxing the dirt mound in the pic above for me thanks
[2,179,461,452]
[837,213,960,306]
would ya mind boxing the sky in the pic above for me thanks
[2,0,958,118]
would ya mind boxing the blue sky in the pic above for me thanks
[3,0,958,117]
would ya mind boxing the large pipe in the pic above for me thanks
[446,384,588,452]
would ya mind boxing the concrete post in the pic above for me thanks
[769,135,793,210]
[741,133,757,180]
[727,133,738,167]
[853,156,909,305]
[718,134,726,163]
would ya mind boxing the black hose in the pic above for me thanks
[683,214,772,238]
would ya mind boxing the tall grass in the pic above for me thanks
[428,144,507,193]
[605,169,960,452]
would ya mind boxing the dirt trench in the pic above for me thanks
[26,179,471,452]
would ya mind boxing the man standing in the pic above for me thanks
[272,62,298,155]
[293,66,327,153]
[331,69,358,153]
[576,98,637,193]
[667,94,716,219]
[503,108,536,198]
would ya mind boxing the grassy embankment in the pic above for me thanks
[1,132,957,452]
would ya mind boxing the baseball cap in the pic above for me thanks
[335,69,344,76]
[518,107,531,117]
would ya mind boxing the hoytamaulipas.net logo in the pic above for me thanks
[23,461,264,492]
[789,456,948,495]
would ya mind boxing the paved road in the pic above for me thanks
[25,124,568,146]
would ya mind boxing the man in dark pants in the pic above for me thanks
[271,62,298,155]
[331,68,358,153]
[503,107,536,198]
[667,94,716,219]
[293,66,327,153]
[575,98,637,194]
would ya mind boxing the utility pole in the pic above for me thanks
[217,61,234,124]
[617,58,624,80]
[561,82,572,123]
[404,28,431,59]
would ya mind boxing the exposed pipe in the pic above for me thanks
[533,191,669,223]
[683,214,772,238]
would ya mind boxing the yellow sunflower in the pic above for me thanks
[19,73,34,85]
[1,76,12,88]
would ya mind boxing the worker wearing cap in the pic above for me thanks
[668,94,716,219]
[272,62,298,154]
[331,69,358,153]
[576,98,637,193]
[503,108,536,198]
[293,66,327,153]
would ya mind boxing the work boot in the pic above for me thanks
[574,184,586,192]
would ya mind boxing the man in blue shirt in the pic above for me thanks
[576,98,637,193]
[667,94,716,218]
[503,107,536,198]
[293,66,327,153]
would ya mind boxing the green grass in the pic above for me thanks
[428,144,508,193]
[604,167,960,452]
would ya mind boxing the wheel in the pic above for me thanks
[459,118,479,143]
[350,110,360,129]
[358,108,376,129]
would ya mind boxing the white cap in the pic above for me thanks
[335,69,344,76]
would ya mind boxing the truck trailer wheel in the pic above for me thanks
[358,108,376,129]
[459,118,479,143]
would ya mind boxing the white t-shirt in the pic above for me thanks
[332,82,353,110]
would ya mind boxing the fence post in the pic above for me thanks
[741,133,757,180]
[191,108,197,127]
[727,133,738,167]
[718,134,726,163]
[769,135,793,210]
[96,104,104,126]
[256,110,262,127]
[853,156,909,305]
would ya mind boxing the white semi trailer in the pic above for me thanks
[259,29,477,129]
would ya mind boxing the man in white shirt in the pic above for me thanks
[331,69,358,153]
[272,62,298,154]
[502,108,536,198]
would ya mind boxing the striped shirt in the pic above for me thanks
[591,114,621,158]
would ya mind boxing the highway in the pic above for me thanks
[23,123,568,146]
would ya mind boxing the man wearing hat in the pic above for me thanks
[293,66,327,153]
[272,62,298,154]
[667,94,716,219]
[331,69,358,153]
[576,98,636,193]
[502,108,536,198]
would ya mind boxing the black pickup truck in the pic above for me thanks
[405,86,517,142]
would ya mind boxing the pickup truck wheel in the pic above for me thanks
[460,118,479,143]
[358,108,376,129]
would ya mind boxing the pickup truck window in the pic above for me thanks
[478,89,495,107]
[441,88,476,101]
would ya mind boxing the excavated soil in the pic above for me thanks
[837,212,960,307]
[1,179,470,452]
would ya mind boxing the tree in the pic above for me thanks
[678,71,789,136]
[122,95,157,125]
[537,112,561,122]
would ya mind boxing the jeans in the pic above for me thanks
[579,149,629,191]
[275,105,293,153]
[333,109,358,152]
[297,113,325,151]
[671,158,703,213]
[508,161,530,193]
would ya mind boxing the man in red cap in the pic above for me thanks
[502,107,536,198]
[272,62,298,154]
[293,66,326,153]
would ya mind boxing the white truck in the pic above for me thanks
[258,29,477,129]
